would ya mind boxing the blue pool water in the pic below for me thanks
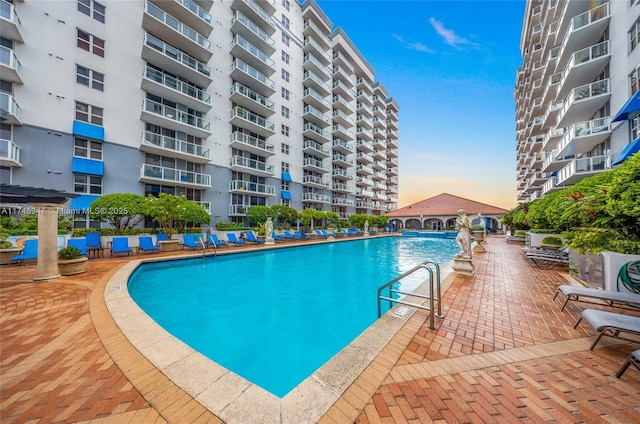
[128,237,457,397]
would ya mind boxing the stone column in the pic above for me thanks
[32,203,61,281]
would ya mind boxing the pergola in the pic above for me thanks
[0,185,78,280]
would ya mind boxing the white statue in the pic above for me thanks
[454,209,472,258]
[265,216,274,238]
[364,220,369,234]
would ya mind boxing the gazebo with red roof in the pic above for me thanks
[386,193,508,231]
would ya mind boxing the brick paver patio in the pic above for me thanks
[1,235,639,423]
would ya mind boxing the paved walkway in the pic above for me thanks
[1,236,639,423]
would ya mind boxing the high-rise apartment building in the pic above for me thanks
[515,0,639,203]
[0,0,399,228]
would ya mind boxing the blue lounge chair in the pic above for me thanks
[227,233,246,246]
[341,229,351,236]
[283,230,299,241]
[182,234,202,250]
[11,239,38,265]
[111,237,132,256]
[349,228,362,236]
[315,230,328,238]
[85,232,103,258]
[67,238,87,255]
[296,230,311,240]
[332,230,345,237]
[271,232,285,242]
[208,234,228,248]
[245,232,265,244]
[137,236,160,254]
[156,233,169,242]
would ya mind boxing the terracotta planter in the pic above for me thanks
[58,257,88,276]
[472,231,484,242]
[159,240,180,252]
[0,247,23,265]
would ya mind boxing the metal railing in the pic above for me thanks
[377,259,443,330]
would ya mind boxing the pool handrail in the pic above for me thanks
[377,259,443,330]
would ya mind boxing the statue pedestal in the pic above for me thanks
[363,232,370,237]
[473,242,486,253]
[452,255,474,276]
[265,236,275,246]
[327,236,335,241]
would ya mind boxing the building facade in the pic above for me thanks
[0,0,399,228]
[515,0,639,203]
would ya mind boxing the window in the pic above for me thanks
[77,29,105,57]
[281,69,289,82]
[282,0,290,11]
[78,0,105,23]
[74,137,103,160]
[631,114,639,141]
[282,33,290,47]
[76,65,104,91]
[281,199,291,207]
[630,17,640,51]
[281,143,290,154]
[281,162,290,172]
[75,101,103,125]
[281,180,290,190]
[281,106,289,118]
[281,125,290,136]
[72,212,102,229]
[281,87,289,100]
[74,173,102,194]
[281,15,290,29]
[631,65,640,94]
[281,50,290,64]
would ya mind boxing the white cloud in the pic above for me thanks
[429,17,480,49]
[392,34,434,53]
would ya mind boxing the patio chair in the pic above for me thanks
[523,246,569,269]
[10,239,38,265]
[245,232,265,244]
[182,234,203,250]
[208,234,228,248]
[156,233,169,242]
[137,236,160,254]
[553,285,640,311]
[573,309,640,350]
[67,238,87,256]
[296,230,311,240]
[227,233,246,246]
[85,232,104,258]
[283,230,299,241]
[271,232,285,242]
[110,237,132,257]
[315,230,329,238]
[616,350,640,379]
[332,230,345,237]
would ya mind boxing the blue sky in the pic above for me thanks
[314,0,525,210]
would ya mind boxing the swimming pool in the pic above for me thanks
[128,236,457,398]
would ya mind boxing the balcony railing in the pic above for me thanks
[143,98,211,132]
[229,204,248,215]
[175,0,211,24]
[303,105,330,125]
[230,106,275,132]
[333,109,354,125]
[304,37,331,62]
[303,87,330,109]
[142,131,210,159]
[143,33,211,79]
[146,2,211,51]
[332,197,354,206]
[144,65,211,104]
[231,10,275,48]
[231,58,274,90]
[140,164,211,186]
[557,154,610,184]
[230,82,275,111]
[232,34,275,68]
[303,175,330,187]
[303,158,330,171]
[557,79,610,124]
[195,201,211,214]
[0,138,20,164]
[303,70,331,93]
[229,179,275,195]
[0,0,22,36]
[303,193,331,203]
[238,0,275,29]
[559,40,610,90]
[556,117,611,154]
[230,155,274,174]
[304,139,330,155]
[0,93,21,121]
[333,124,354,139]
[333,168,354,179]
[0,46,22,77]
[230,131,275,153]
[332,138,354,152]
[303,122,330,139]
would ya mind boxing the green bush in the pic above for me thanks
[515,230,527,237]
[215,221,246,231]
[529,229,557,234]
[470,225,484,231]
[541,236,563,246]
[58,246,82,260]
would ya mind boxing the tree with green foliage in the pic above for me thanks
[270,205,298,226]
[176,201,210,232]
[325,211,341,228]
[299,208,324,229]
[89,193,148,229]
[146,193,207,239]
[18,211,72,233]
[246,205,276,226]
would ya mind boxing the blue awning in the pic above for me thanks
[612,137,640,166]
[281,172,292,181]
[281,190,291,200]
[612,91,640,123]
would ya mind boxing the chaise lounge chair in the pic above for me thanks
[574,309,640,350]
[271,232,285,242]
[553,285,640,311]
[523,246,569,269]
[315,230,329,238]
[616,350,640,379]
[208,234,228,248]
[67,238,88,256]
[137,236,160,254]
[111,237,132,256]
[282,230,300,241]
[245,232,265,244]
[227,233,246,246]
[296,230,311,240]
[10,239,38,265]
[182,234,203,250]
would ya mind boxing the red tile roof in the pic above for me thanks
[387,193,508,217]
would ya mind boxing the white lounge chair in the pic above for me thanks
[573,309,640,350]
[554,285,640,311]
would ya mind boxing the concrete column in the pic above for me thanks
[32,203,61,281]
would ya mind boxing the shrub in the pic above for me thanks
[215,221,246,231]
[58,246,82,260]
[515,230,527,237]
[541,236,563,246]
[470,225,484,231]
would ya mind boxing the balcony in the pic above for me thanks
[556,79,610,128]
[229,131,275,156]
[556,154,611,186]
[542,126,565,151]
[230,0,276,35]
[357,164,373,175]
[302,20,330,50]
[0,46,22,84]
[387,166,399,176]
[229,204,248,216]
[356,176,373,186]
[356,201,373,209]
[332,197,354,207]
[541,175,561,196]
[386,129,399,140]
[142,33,212,87]
[229,179,275,195]
[229,106,275,137]
[303,139,330,158]
[303,122,330,144]
[0,0,23,42]
[332,124,354,140]
[372,127,386,142]
[195,201,211,214]
[332,153,352,167]
[357,127,373,141]
[332,95,351,113]
[303,54,331,81]
[139,164,212,188]
[303,71,331,96]
[303,36,331,65]
[356,139,373,153]
[332,182,352,193]
[142,65,211,111]
[229,155,274,177]
[303,157,330,173]
[230,10,276,55]
[333,66,353,87]
[303,192,331,204]
[303,105,330,127]
[557,40,610,99]
[372,149,386,161]
[557,2,610,69]
[230,59,275,96]
[303,88,330,112]
[333,51,354,73]
[140,131,211,163]
[143,1,212,62]
[141,98,211,138]
[332,138,353,155]
[356,152,373,164]
[356,114,372,129]
[303,175,330,189]
[0,93,21,125]
[333,80,355,101]
[356,188,374,198]
[231,34,275,76]
[149,0,213,36]
[332,168,354,180]
[556,117,611,158]
[332,109,353,127]
[542,100,563,129]
[229,82,275,117]
[0,138,21,167]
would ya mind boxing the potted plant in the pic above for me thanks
[0,226,22,265]
[58,246,88,275]
[541,236,563,249]
[470,224,485,242]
